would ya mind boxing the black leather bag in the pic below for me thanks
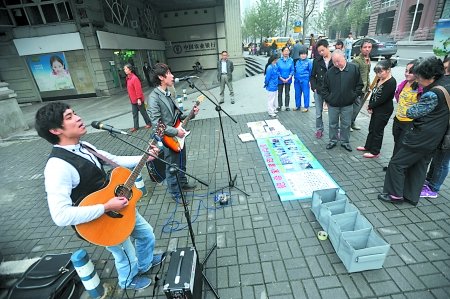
[7,253,82,299]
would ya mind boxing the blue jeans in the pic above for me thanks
[164,145,188,197]
[314,92,324,132]
[294,80,310,109]
[426,149,450,192]
[106,211,155,288]
[345,49,352,61]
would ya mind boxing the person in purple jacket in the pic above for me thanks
[276,46,294,111]
[265,54,280,118]
[293,48,313,112]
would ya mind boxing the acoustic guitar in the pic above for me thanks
[162,96,204,152]
[75,121,166,246]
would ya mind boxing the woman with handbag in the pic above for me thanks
[379,57,450,206]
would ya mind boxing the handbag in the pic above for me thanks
[7,253,82,299]
[432,86,450,150]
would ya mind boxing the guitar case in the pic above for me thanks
[146,151,166,183]
[7,253,82,299]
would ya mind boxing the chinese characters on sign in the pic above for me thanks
[172,40,217,55]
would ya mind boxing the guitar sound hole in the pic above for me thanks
[115,185,132,199]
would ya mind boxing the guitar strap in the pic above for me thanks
[81,143,120,168]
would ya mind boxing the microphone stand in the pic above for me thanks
[108,132,208,186]
[108,132,220,298]
[186,78,249,197]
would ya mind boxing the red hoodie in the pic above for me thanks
[126,73,144,104]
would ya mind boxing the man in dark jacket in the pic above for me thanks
[322,49,364,152]
[217,50,235,104]
[310,39,334,139]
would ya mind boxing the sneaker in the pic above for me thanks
[293,107,300,111]
[315,130,323,139]
[151,253,167,268]
[350,127,354,132]
[276,107,281,111]
[144,124,152,129]
[285,107,291,111]
[219,100,224,104]
[351,124,361,130]
[130,128,138,133]
[356,146,368,151]
[420,185,438,198]
[231,100,235,104]
[126,275,151,290]
[301,108,309,112]
[269,114,278,118]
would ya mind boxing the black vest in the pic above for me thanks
[49,146,107,205]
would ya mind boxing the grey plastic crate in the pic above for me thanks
[328,211,373,250]
[337,228,390,273]
[311,188,347,219]
[317,199,358,231]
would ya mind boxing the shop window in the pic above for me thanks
[41,4,58,23]
[25,6,44,25]
[57,2,71,21]
[5,0,74,26]
[12,8,29,26]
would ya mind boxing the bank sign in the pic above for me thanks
[168,39,217,57]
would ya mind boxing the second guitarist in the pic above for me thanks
[147,63,199,203]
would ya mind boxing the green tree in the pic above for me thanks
[242,0,282,42]
[313,6,334,37]
[332,4,350,39]
[347,0,371,37]
[298,0,318,43]
[282,0,300,36]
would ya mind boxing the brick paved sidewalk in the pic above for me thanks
[0,108,449,298]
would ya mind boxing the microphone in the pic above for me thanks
[174,76,198,83]
[91,121,128,135]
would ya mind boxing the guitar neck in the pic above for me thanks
[124,141,154,190]
[181,100,200,127]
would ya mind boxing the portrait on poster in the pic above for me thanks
[27,52,75,92]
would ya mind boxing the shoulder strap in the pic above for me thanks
[432,85,450,125]
[81,143,120,168]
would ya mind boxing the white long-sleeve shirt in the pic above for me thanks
[44,141,141,227]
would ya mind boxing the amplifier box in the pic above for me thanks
[163,247,203,299]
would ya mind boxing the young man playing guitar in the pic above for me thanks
[35,102,164,291]
[147,63,199,202]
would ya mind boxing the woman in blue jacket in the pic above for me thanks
[293,49,312,112]
[277,47,294,111]
[265,54,280,118]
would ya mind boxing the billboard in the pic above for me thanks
[26,52,75,92]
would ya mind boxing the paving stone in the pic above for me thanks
[419,273,450,289]
[319,287,349,299]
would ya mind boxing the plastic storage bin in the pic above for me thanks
[311,188,347,219]
[337,228,390,273]
[317,199,358,231]
[328,211,373,250]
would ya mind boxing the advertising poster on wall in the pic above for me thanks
[26,52,75,92]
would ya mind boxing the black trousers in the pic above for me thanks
[278,83,291,108]
[383,146,433,203]
[131,103,151,129]
[364,111,391,155]
[392,117,414,156]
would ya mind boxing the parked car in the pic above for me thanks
[351,36,398,59]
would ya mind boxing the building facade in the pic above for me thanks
[327,0,449,41]
[0,0,244,103]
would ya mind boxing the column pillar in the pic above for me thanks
[224,0,245,80]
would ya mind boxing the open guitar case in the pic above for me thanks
[7,253,83,299]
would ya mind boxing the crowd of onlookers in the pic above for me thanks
[263,33,450,206]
